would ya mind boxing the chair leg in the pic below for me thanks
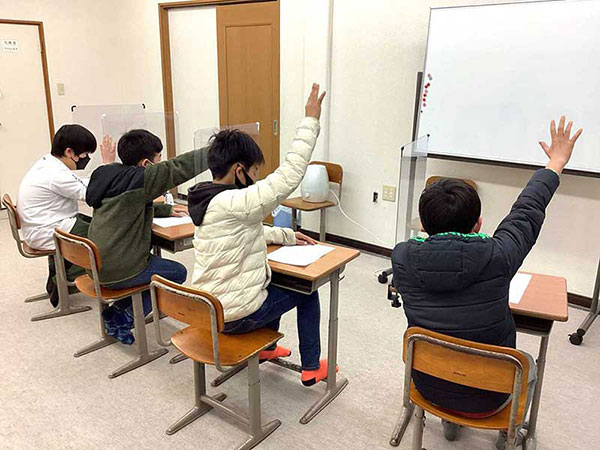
[170,352,190,365]
[108,292,167,379]
[411,406,425,450]
[237,355,281,450]
[390,403,415,446]
[211,361,248,386]
[166,361,227,435]
[74,302,117,357]
[25,292,50,303]
[31,261,91,321]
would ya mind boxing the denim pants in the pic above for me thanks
[223,284,321,371]
[105,256,187,315]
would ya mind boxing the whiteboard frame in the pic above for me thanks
[417,0,600,178]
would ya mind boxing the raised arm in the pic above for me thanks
[494,116,582,275]
[227,84,326,224]
[143,147,209,201]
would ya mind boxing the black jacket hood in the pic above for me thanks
[397,233,494,293]
[86,163,145,208]
[187,181,238,226]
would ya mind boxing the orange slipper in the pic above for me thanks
[301,359,339,387]
[259,345,291,363]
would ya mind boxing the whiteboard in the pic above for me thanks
[418,0,600,174]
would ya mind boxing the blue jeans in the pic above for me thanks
[223,284,321,370]
[105,256,187,315]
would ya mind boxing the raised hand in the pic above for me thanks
[100,135,117,164]
[539,116,583,174]
[305,83,327,120]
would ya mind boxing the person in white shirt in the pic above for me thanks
[17,124,115,306]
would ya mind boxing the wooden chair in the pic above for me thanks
[53,228,168,378]
[2,193,92,320]
[408,177,478,232]
[281,161,343,241]
[390,327,532,450]
[150,275,283,450]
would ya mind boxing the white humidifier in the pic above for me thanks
[301,164,329,203]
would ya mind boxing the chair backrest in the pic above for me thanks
[2,194,21,230]
[426,176,477,191]
[403,327,530,422]
[150,275,225,332]
[53,228,102,271]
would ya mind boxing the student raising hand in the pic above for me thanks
[539,116,583,174]
[100,135,117,164]
[305,83,327,120]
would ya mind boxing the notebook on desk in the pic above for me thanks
[153,216,193,228]
[267,244,334,267]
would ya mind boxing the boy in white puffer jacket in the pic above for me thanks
[189,84,331,386]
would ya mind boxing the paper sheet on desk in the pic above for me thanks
[267,244,334,267]
[509,273,532,304]
[153,216,193,228]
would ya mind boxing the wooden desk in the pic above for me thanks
[510,272,567,450]
[151,223,194,254]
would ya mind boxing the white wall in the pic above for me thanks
[1,0,597,296]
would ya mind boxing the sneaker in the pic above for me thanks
[113,308,135,345]
[101,307,119,338]
[442,419,460,441]
[301,359,338,387]
[49,286,59,308]
[259,346,291,363]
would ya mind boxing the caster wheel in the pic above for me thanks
[378,273,389,284]
[569,333,583,345]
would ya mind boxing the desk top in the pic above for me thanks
[267,243,360,281]
[152,222,195,241]
[511,273,568,322]
[281,197,336,211]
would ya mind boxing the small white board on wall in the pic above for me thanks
[418,0,600,175]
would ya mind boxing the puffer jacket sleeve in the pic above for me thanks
[224,117,320,224]
[264,225,296,245]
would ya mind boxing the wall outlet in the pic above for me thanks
[382,185,397,202]
[57,83,65,96]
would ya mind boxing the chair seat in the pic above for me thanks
[75,275,149,300]
[23,243,55,257]
[281,197,336,212]
[172,326,283,367]
[410,384,525,430]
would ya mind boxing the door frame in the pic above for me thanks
[0,19,55,139]
[158,0,278,160]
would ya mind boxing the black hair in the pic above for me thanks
[117,129,163,166]
[50,124,97,157]
[418,178,481,235]
[207,129,265,179]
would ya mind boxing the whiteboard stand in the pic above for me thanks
[569,259,600,346]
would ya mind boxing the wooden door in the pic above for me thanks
[216,1,280,179]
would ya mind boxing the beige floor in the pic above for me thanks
[1,215,599,450]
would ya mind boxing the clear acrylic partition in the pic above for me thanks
[395,135,429,244]
[192,122,261,185]
[101,111,180,165]
[72,104,145,177]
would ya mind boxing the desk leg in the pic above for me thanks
[524,331,550,450]
[319,209,327,242]
[291,209,298,231]
[300,269,348,424]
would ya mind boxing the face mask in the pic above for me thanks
[72,154,91,170]
[234,165,255,189]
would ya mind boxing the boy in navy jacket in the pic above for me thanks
[392,117,582,447]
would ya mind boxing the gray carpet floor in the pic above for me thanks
[1,214,598,450]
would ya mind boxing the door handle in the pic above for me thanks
[273,119,278,136]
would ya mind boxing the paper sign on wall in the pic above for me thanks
[2,39,19,52]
